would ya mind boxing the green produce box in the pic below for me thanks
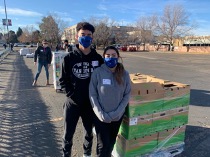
[119,107,189,140]
[113,125,186,157]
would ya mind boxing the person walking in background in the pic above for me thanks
[10,43,14,51]
[32,39,52,86]
[59,22,104,157]
[55,44,61,51]
[63,39,72,52]
[89,46,131,157]
[3,43,7,49]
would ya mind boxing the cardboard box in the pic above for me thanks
[127,74,190,117]
[127,73,165,117]
[157,125,186,149]
[114,125,186,157]
[164,82,190,98]
[120,107,189,140]
[114,134,158,157]
[130,74,164,96]
[126,99,164,117]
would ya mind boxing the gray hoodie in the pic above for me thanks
[89,64,131,123]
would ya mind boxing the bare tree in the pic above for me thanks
[84,17,116,48]
[0,27,6,42]
[136,15,157,50]
[39,15,59,44]
[39,14,68,49]
[157,4,196,51]
[32,30,40,44]
[18,32,28,43]
[18,25,36,43]
[113,25,133,46]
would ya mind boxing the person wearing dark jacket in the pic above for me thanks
[63,39,73,52]
[32,40,52,86]
[59,22,104,157]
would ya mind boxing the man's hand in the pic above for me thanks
[34,62,37,65]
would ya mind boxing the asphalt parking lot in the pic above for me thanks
[0,49,210,157]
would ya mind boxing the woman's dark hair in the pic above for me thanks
[76,22,95,33]
[103,46,125,85]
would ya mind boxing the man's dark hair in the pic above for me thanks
[76,22,95,33]
[64,39,68,43]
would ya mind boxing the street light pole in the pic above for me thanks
[4,0,9,43]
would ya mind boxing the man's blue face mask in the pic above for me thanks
[104,57,118,68]
[78,36,92,48]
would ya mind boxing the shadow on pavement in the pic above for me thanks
[177,89,210,157]
[0,52,62,157]
[177,125,210,157]
[190,89,210,107]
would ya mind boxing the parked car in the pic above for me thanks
[14,43,27,47]
[121,46,127,51]
[0,42,5,47]
[30,44,37,47]
[112,44,121,49]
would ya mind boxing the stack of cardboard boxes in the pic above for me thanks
[113,73,190,157]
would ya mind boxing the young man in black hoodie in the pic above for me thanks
[59,22,104,157]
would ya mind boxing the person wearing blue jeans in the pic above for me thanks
[34,60,49,81]
[33,40,52,86]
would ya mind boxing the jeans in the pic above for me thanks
[34,61,49,80]
[94,115,123,157]
[62,97,94,157]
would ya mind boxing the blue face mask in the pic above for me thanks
[78,36,92,48]
[104,58,118,68]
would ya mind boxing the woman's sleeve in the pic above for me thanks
[108,72,131,120]
[89,70,112,123]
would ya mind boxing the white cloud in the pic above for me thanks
[91,13,108,17]
[51,11,69,17]
[0,6,42,17]
[115,19,133,26]
[97,4,107,11]
[62,17,74,22]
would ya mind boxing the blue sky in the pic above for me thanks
[0,0,210,36]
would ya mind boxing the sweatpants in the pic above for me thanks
[93,115,123,157]
[62,97,94,157]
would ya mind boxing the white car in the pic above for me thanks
[30,44,37,47]
[14,43,27,47]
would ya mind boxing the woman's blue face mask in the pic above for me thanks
[104,57,118,68]
[78,36,92,48]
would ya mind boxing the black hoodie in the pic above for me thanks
[59,45,104,105]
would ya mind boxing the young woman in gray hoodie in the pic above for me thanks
[89,46,131,157]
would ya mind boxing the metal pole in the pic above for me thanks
[4,0,9,43]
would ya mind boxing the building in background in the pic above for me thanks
[61,24,77,44]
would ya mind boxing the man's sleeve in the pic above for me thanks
[48,49,52,64]
[59,56,73,97]
[34,47,39,62]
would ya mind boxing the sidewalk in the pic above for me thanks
[0,51,92,157]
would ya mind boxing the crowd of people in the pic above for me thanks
[31,21,131,157]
